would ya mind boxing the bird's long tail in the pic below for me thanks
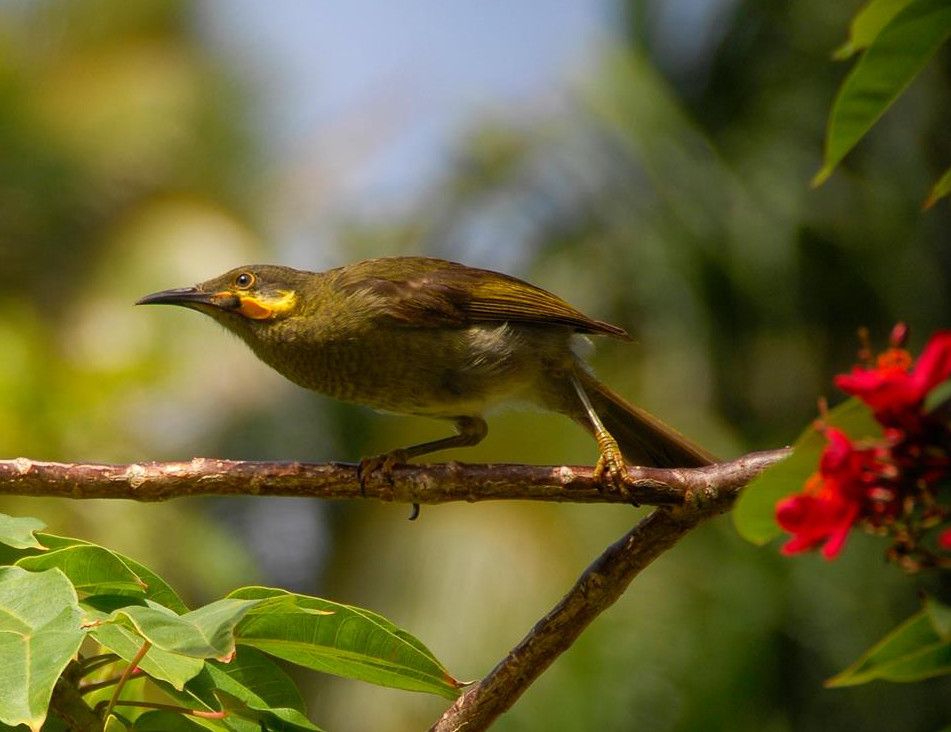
[570,369,716,468]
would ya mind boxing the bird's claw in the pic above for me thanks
[357,449,408,493]
[357,449,421,519]
[593,437,640,506]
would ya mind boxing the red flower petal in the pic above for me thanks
[909,332,951,399]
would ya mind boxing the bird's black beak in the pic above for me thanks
[135,286,240,310]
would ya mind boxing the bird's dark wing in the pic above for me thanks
[333,257,629,338]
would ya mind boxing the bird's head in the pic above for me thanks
[136,265,309,332]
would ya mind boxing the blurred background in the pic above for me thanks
[1,0,950,729]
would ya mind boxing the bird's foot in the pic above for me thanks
[357,449,408,492]
[593,432,640,506]
[357,449,421,520]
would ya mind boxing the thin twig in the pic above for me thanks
[80,669,142,696]
[77,654,120,678]
[103,641,150,722]
[429,449,785,732]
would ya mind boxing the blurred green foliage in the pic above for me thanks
[1,0,950,731]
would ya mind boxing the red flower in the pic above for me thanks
[778,328,951,567]
[776,429,880,559]
[939,528,951,552]
[834,332,951,427]
[776,484,860,559]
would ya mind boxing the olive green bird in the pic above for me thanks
[137,257,714,491]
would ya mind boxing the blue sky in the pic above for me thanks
[199,1,615,210]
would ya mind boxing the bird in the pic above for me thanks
[137,256,715,500]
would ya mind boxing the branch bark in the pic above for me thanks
[429,449,788,732]
[0,455,786,506]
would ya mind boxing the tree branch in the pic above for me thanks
[0,450,789,506]
[0,449,789,732]
[429,449,786,732]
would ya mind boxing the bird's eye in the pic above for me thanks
[234,272,255,289]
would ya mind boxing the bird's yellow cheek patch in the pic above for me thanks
[236,291,297,320]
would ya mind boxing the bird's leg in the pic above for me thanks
[570,375,635,500]
[357,416,488,519]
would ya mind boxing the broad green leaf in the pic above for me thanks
[813,0,951,186]
[154,647,320,732]
[84,604,205,691]
[733,398,881,544]
[833,0,915,59]
[105,598,262,660]
[924,376,951,413]
[129,711,205,730]
[213,690,322,732]
[104,714,129,732]
[229,587,461,700]
[204,648,313,721]
[0,567,85,732]
[17,545,147,597]
[0,514,46,550]
[923,165,951,209]
[827,604,951,686]
[39,534,187,612]
[926,597,951,638]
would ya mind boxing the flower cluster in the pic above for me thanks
[776,326,951,567]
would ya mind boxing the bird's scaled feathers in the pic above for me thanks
[332,257,630,338]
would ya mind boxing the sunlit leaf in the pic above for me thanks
[84,603,205,691]
[153,647,321,732]
[813,0,951,186]
[0,514,46,550]
[17,545,147,597]
[104,598,262,660]
[40,534,188,612]
[827,598,951,686]
[229,586,462,699]
[923,165,951,209]
[733,398,880,544]
[127,710,204,731]
[104,714,129,732]
[0,567,85,732]
[833,0,915,59]
[924,376,951,413]
[926,597,951,638]
[214,690,322,732]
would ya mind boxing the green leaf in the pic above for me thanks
[924,376,951,413]
[104,714,130,732]
[813,0,951,186]
[17,545,147,598]
[827,601,951,686]
[833,0,915,59]
[0,514,46,550]
[213,690,322,732]
[84,605,205,691]
[229,587,462,700]
[203,647,317,729]
[0,567,85,732]
[105,598,262,660]
[128,711,205,731]
[925,597,951,638]
[39,534,187,613]
[155,647,321,732]
[923,165,951,209]
[733,397,881,545]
